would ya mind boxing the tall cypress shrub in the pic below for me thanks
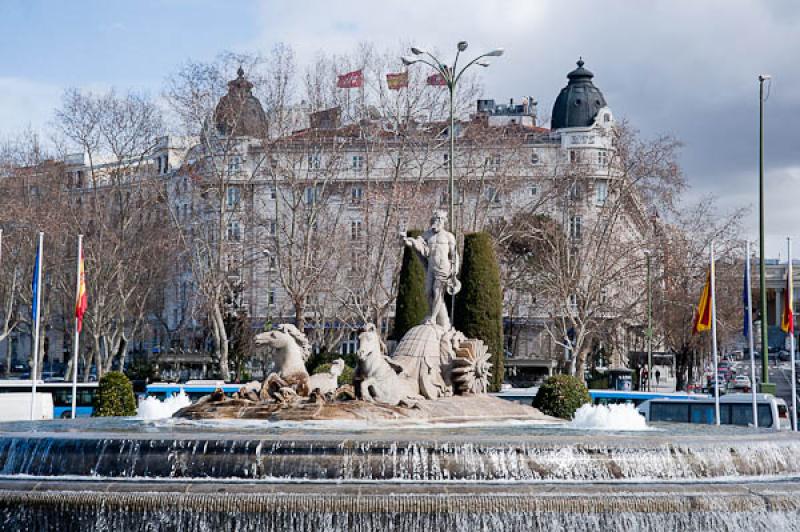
[393,230,428,340]
[454,232,504,391]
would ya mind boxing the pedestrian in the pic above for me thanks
[655,369,661,386]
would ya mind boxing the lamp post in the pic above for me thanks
[758,74,771,391]
[645,250,653,391]
[401,42,504,235]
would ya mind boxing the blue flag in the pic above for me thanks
[31,241,41,322]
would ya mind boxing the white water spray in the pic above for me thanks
[568,403,650,431]
[136,391,192,420]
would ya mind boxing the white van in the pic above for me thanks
[637,393,784,430]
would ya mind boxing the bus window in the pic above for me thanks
[689,404,715,424]
[757,404,773,427]
[651,402,689,422]
[731,405,754,426]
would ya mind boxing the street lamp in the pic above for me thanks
[401,42,504,235]
[758,74,771,391]
[645,250,653,391]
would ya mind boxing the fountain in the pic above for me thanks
[2,212,800,530]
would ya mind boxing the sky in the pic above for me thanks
[1,0,798,258]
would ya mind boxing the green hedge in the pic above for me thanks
[532,374,591,420]
[393,229,428,340]
[454,232,504,391]
[93,371,137,417]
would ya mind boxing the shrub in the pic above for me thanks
[93,371,137,417]
[454,232,504,391]
[312,363,355,386]
[393,229,428,340]
[532,374,591,420]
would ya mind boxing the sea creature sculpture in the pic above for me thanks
[254,324,311,399]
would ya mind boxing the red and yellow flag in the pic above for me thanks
[386,72,408,90]
[75,249,87,332]
[692,271,712,335]
[782,272,794,334]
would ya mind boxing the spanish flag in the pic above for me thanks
[782,270,794,334]
[386,72,408,90]
[692,271,712,335]
[75,248,87,332]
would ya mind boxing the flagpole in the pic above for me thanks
[788,237,796,432]
[71,235,83,419]
[30,231,43,421]
[710,240,720,426]
[746,241,758,427]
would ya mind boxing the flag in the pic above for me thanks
[386,72,408,90]
[75,248,87,333]
[426,73,447,86]
[337,70,363,89]
[782,269,794,334]
[693,271,712,335]
[31,241,41,323]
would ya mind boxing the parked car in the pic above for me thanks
[732,375,751,390]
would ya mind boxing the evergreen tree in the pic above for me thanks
[454,232,504,391]
[392,229,428,340]
[93,371,137,417]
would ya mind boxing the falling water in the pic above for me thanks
[2,433,800,482]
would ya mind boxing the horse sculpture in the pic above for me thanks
[356,325,421,406]
[254,324,311,399]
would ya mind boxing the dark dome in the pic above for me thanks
[214,67,268,138]
[550,59,607,130]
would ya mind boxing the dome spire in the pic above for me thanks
[550,59,607,130]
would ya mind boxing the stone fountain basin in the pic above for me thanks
[1,408,800,483]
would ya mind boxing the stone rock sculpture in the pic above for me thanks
[253,324,311,399]
[308,358,345,396]
[355,324,422,406]
[402,210,461,330]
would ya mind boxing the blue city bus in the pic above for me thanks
[0,380,99,418]
[493,387,708,406]
[145,381,242,402]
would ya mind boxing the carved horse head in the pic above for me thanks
[255,323,311,377]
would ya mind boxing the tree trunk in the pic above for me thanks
[211,305,229,380]
[4,336,11,377]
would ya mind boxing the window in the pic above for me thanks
[182,204,189,220]
[227,156,240,174]
[569,215,582,240]
[568,294,578,312]
[351,185,363,205]
[597,149,609,166]
[226,220,241,241]
[651,402,690,423]
[352,155,365,171]
[351,220,362,241]
[603,113,611,124]
[268,289,276,306]
[162,155,169,173]
[443,152,450,169]
[485,154,501,172]
[569,182,582,201]
[530,184,538,197]
[269,221,277,236]
[595,181,608,205]
[530,151,540,165]
[156,157,162,174]
[304,186,320,205]
[268,185,276,200]
[569,149,580,164]
[307,152,321,170]
[268,255,277,269]
[226,186,240,208]
[485,186,501,204]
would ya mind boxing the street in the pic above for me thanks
[735,357,798,413]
